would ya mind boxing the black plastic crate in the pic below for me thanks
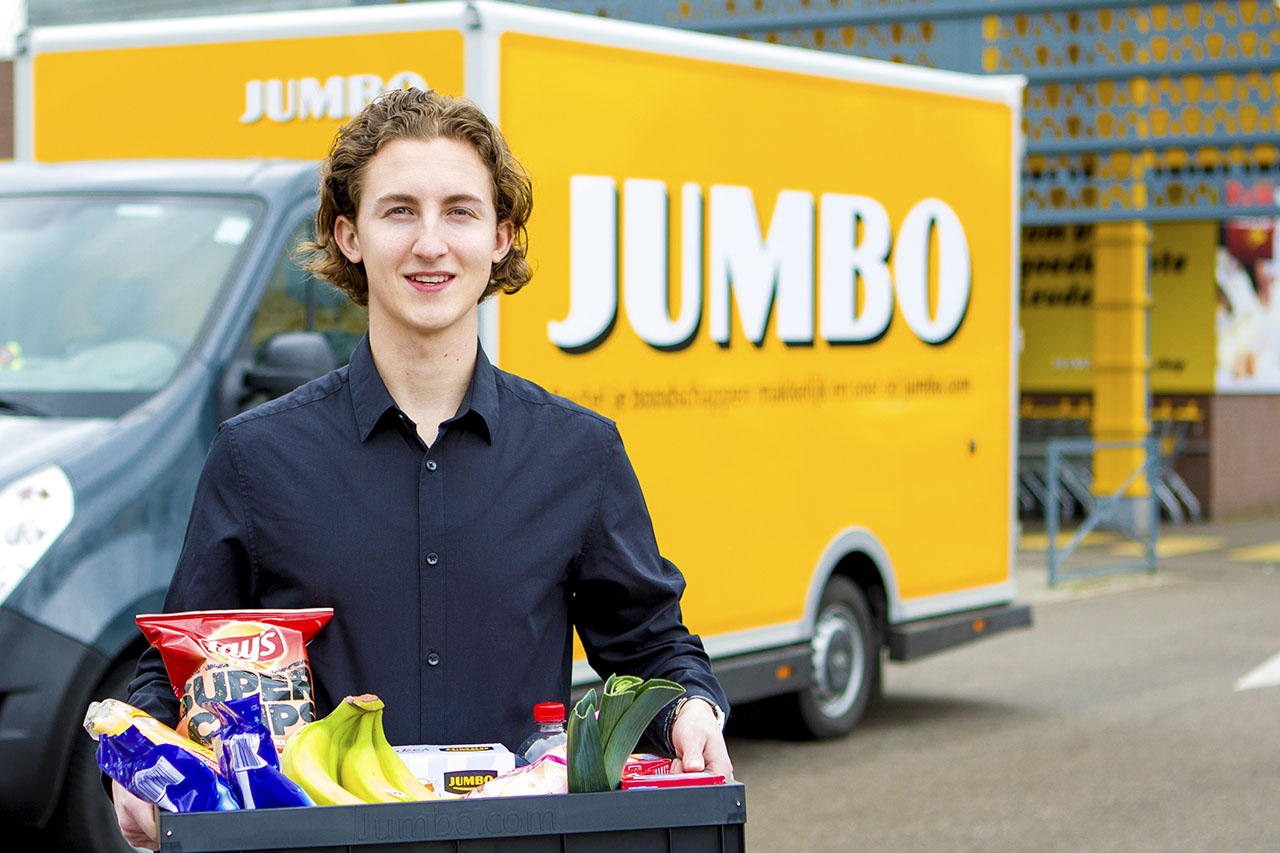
[158,783,746,852]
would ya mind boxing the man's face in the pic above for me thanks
[335,136,514,347]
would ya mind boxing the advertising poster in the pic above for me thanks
[1018,225,1093,393]
[1019,222,1217,394]
[1217,217,1280,392]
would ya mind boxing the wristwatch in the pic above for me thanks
[665,695,726,747]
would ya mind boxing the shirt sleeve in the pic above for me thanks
[124,425,255,729]
[568,424,729,754]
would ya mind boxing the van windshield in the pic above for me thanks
[0,194,259,413]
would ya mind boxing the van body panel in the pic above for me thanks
[0,417,113,481]
[0,608,110,825]
[3,367,210,647]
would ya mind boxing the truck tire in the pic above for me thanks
[53,656,149,853]
[794,575,879,739]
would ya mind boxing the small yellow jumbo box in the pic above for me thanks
[393,743,516,796]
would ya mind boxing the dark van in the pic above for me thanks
[0,159,350,851]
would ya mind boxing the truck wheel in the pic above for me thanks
[795,576,879,739]
[53,657,148,853]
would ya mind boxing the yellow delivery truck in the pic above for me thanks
[10,7,1028,837]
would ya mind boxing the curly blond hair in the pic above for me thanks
[298,88,533,306]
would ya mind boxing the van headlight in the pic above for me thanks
[0,465,75,603]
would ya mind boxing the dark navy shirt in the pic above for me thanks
[127,335,726,753]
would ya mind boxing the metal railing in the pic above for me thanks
[1042,436,1161,586]
[1018,395,1205,525]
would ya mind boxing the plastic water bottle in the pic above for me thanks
[515,702,567,765]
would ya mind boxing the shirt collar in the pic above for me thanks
[349,333,498,444]
[466,344,500,443]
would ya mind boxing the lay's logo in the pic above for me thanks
[444,770,497,794]
[202,625,285,665]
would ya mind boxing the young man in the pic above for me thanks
[113,89,731,848]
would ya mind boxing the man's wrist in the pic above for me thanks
[665,695,726,747]
[685,696,726,730]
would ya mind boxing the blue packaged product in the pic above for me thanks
[84,698,239,813]
[210,694,314,809]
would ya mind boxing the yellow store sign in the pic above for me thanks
[1019,221,1217,394]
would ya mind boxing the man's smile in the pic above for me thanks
[406,273,455,290]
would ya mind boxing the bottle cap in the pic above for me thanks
[534,702,565,723]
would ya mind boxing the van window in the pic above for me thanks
[251,220,368,368]
[0,194,259,400]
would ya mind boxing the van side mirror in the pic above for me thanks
[243,331,335,398]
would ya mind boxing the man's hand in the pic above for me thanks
[669,698,733,779]
[112,780,160,851]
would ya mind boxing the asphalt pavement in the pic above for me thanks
[730,510,1280,852]
[1014,510,1280,604]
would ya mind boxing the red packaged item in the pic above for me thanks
[135,608,333,753]
[620,771,726,789]
[622,753,673,777]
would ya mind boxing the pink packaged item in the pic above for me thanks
[464,746,567,798]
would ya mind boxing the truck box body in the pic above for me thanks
[4,2,1027,845]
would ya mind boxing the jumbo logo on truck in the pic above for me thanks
[239,72,428,123]
[551,176,972,352]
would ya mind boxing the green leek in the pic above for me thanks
[601,678,684,788]
[567,675,685,793]
[567,689,610,793]
[596,674,642,747]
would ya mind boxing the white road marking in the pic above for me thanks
[1235,650,1280,691]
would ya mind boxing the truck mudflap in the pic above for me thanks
[887,603,1032,662]
[0,606,110,825]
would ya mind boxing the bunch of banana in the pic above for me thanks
[280,693,439,806]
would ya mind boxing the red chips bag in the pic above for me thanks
[136,608,333,752]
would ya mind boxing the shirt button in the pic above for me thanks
[426,653,440,666]
[425,552,439,565]
[426,459,438,471]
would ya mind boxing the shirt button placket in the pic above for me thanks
[420,449,446,738]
